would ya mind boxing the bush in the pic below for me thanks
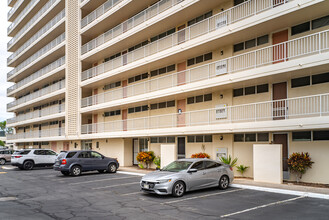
[137,151,155,169]
[191,152,210,158]
[219,155,238,167]
[236,165,249,176]
[287,152,314,182]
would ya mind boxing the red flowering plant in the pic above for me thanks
[287,152,314,183]
[136,151,155,169]
[191,152,210,159]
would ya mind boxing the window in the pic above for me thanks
[204,94,212,102]
[187,11,212,26]
[187,97,195,104]
[313,130,329,141]
[159,137,166,143]
[187,94,212,104]
[150,104,158,110]
[167,136,175,143]
[78,152,91,158]
[150,64,176,77]
[150,101,175,110]
[191,161,204,170]
[312,72,329,85]
[312,15,329,30]
[245,39,256,49]
[187,136,195,143]
[104,110,121,117]
[66,152,77,158]
[233,88,243,97]
[257,35,269,46]
[291,76,310,88]
[128,73,148,83]
[91,151,102,158]
[187,135,212,143]
[128,105,148,114]
[34,150,45,155]
[257,84,269,93]
[245,133,256,142]
[150,136,175,143]
[150,137,158,143]
[167,100,175,107]
[196,95,203,103]
[291,22,310,35]
[245,86,256,95]
[204,135,212,142]
[150,28,176,42]
[196,135,204,142]
[104,81,121,90]
[204,161,221,169]
[233,42,244,52]
[234,134,244,142]
[45,150,57,155]
[187,53,212,66]
[257,133,269,142]
[292,131,311,141]
[234,0,246,6]
[159,102,166,109]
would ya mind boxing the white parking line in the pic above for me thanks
[0,197,17,202]
[69,176,140,185]
[162,189,245,205]
[93,182,140,190]
[121,192,142,196]
[1,166,15,170]
[220,196,304,218]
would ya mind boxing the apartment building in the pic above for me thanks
[6,0,329,184]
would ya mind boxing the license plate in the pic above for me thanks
[144,184,149,189]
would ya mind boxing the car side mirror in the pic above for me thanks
[188,168,198,173]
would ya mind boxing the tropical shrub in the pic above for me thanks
[236,165,249,176]
[153,156,161,169]
[287,152,314,183]
[219,155,238,167]
[137,151,155,169]
[191,152,210,158]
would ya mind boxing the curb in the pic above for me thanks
[117,171,146,176]
[231,184,329,200]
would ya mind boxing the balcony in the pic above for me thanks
[7,80,65,110]
[81,0,293,81]
[7,10,65,66]
[81,93,329,135]
[7,0,60,50]
[8,0,17,7]
[7,127,65,141]
[7,33,65,81]
[7,104,65,126]
[7,56,65,96]
[7,0,39,35]
[81,0,184,55]
[7,0,24,21]
[81,0,124,29]
[81,29,329,108]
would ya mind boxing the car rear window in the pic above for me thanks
[57,152,67,159]
[66,152,77,158]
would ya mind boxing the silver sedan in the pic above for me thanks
[140,158,234,197]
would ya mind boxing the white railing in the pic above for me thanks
[7,33,65,79]
[81,0,124,28]
[8,10,65,64]
[81,0,291,81]
[7,80,65,109]
[7,127,65,140]
[7,104,65,125]
[7,0,59,49]
[7,56,65,94]
[81,29,329,108]
[8,0,14,6]
[8,0,39,34]
[81,93,329,134]
[81,0,184,54]
[8,0,23,20]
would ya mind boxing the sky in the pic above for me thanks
[0,1,14,122]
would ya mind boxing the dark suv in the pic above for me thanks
[53,150,119,176]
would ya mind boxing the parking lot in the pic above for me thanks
[1,165,329,220]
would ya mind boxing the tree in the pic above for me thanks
[0,121,13,134]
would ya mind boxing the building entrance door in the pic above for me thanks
[273,133,289,179]
[273,82,287,120]
[177,137,186,159]
[81,140,92,150]
[133,138,148,165]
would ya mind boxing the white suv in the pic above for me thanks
[11,149,58,170]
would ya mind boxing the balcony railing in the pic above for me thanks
[8,0,59,49]
[81,0,124,28]
[81,93,329,134]
[7,56,65,95]
[81,0,291,81]
[81,29,329,108]
[7,33,65,79]
[8,0,23,20]
[8,10,65,65]
[8,0,39,34]
[81,0,184,54]
[7,104,65,125]
[7,80,65,110]
[8,0,15,6]
[7,127,65,140]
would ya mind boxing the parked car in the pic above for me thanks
[53,150,119,176]
[0,149,14,165]
[11,149,58,170]
[140,158,234,197]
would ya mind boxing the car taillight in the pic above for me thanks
[61,159,67,165]
[14,156,22,158]
[229,166,233,171]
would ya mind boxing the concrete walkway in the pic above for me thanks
[118,166,329,199]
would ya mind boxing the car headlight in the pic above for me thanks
[156,179,172,184]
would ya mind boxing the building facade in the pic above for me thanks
[6,0,329,184]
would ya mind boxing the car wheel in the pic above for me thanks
[23,161,34,170]
[172,181,185,197]
[107,163,117,173]
[0,158,5,165]
[219,175,229,190]
[71,166,82,177]
[61,171,70,176]
[98,170,105,173]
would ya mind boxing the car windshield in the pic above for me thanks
[161,161,193,172]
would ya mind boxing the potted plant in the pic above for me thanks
[287,152,314,183]
[153,156,161,170]
[191,152,210,158]
[136,151,155,169]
